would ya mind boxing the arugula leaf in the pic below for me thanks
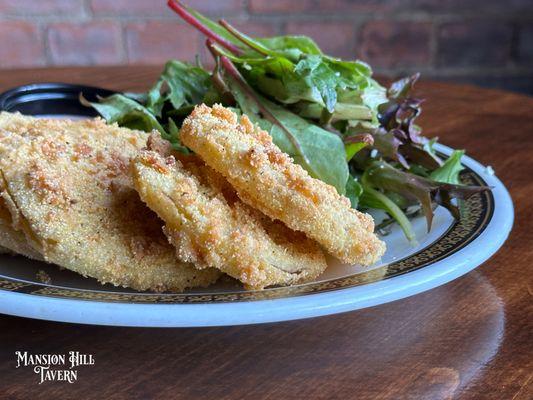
[223,61,349,194]
[264,99,349,193]
[325,57,373,81]
[81,93,166,134]
[430,150,465,184]
[294,55,339,112]
[256,35,322,55]
[323,58,387,120]
[146,60,212,117]
[81,93,191,152]
[242,57,316,105]
[205,43,317,107]
[257,36,323,60]
[236,54,386,122]
[203,27,385,123]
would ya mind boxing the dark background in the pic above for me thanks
[1,0,532,94]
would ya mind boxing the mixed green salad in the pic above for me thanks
[83,0,488,242]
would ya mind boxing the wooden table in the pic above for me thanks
[0,67,531,400]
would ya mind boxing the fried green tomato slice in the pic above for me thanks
[0,192,43,260]
[0,112,220,292]
[180,104,385,265]
[132,143,328,290]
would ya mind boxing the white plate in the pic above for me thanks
[0,143,513,327]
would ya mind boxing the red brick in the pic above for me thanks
[285,21,356,59]
[249,0,314,14]
[125,21,202,65]
[359,21,431,68]
[175,0,245,15]
[89,0,169,17]
[47,22,123,66]
[316,0,398,13]
[437,21,512,67]
[230,20,279,37]
[408,0,531,13]
[0,0,84,16]
[0,21,45,68]
[90,0,245,17]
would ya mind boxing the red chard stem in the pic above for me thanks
[218,19,271,56]
[167,0,243,55]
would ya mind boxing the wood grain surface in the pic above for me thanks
[0,67,531,400]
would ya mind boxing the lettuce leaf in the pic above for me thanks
[224,62,349,194]
[146,60,212,117]
[430,150,465,184]
[364,160,488,230]
[81,93,188,152]
[81,94,165,133]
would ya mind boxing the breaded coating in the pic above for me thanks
[0,194,43,260]
[0,112,220,291]
[132,143,328,289]
[181,104,385,265]
[0,120,45,260]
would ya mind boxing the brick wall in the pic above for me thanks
[1,0,532,94]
